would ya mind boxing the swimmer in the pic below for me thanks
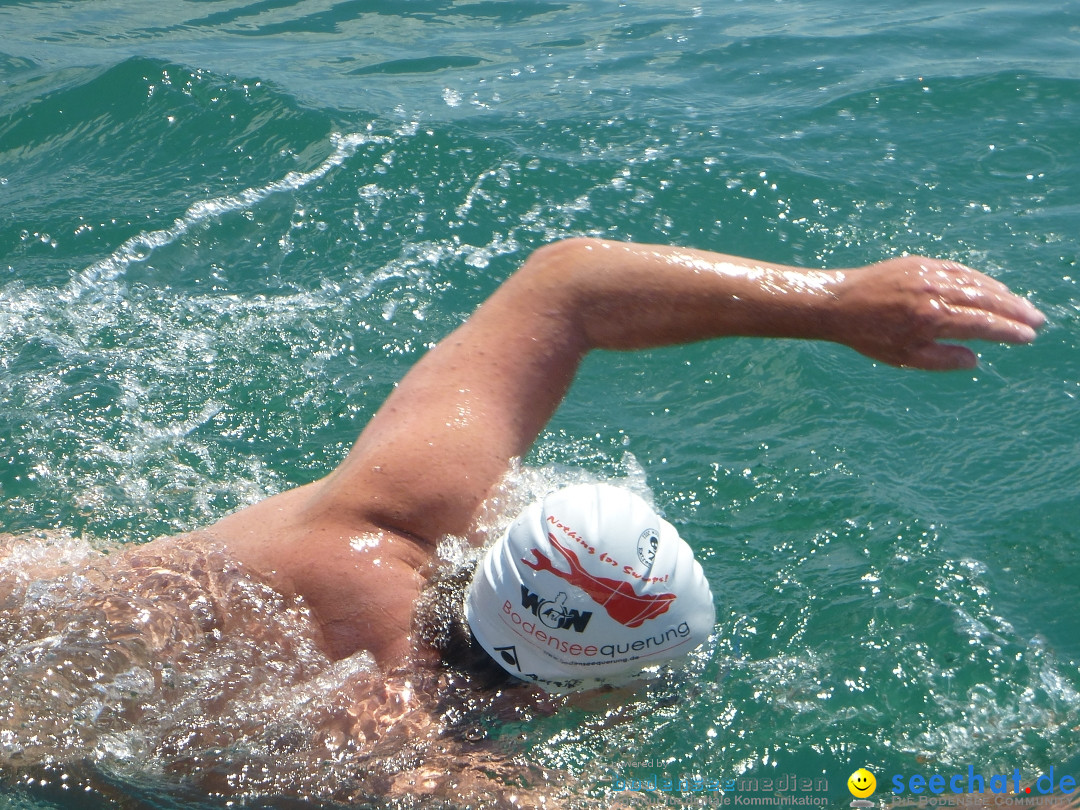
[0,238,1046,804]
[201,238,1044,679]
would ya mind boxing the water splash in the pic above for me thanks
[0,529,574,807]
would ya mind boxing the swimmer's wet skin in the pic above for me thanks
[206,239,1043,673]
[1,238,1045,806]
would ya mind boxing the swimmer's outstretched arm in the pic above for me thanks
[310,238,1044,545]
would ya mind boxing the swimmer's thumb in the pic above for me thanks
[903,342,978,371]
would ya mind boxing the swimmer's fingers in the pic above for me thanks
[931,264,1045,336]
[934,302,1041,345]
[905,305,1042,369]
[901,304,1041,371]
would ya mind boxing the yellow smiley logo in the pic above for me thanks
[848,768,876,798]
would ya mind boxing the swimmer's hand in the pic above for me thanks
[831,256,1046,370]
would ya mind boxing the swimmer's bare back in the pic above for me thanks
[198,238,1045,667]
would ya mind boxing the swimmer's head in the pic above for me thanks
[464,483,715,693]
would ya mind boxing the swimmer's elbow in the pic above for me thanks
[511,237,612,336]
[517,237,608,288]
[480,236,615,354]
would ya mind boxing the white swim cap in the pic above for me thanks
[464,483,715,692]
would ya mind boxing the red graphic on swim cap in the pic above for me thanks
[522,534,676,628]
